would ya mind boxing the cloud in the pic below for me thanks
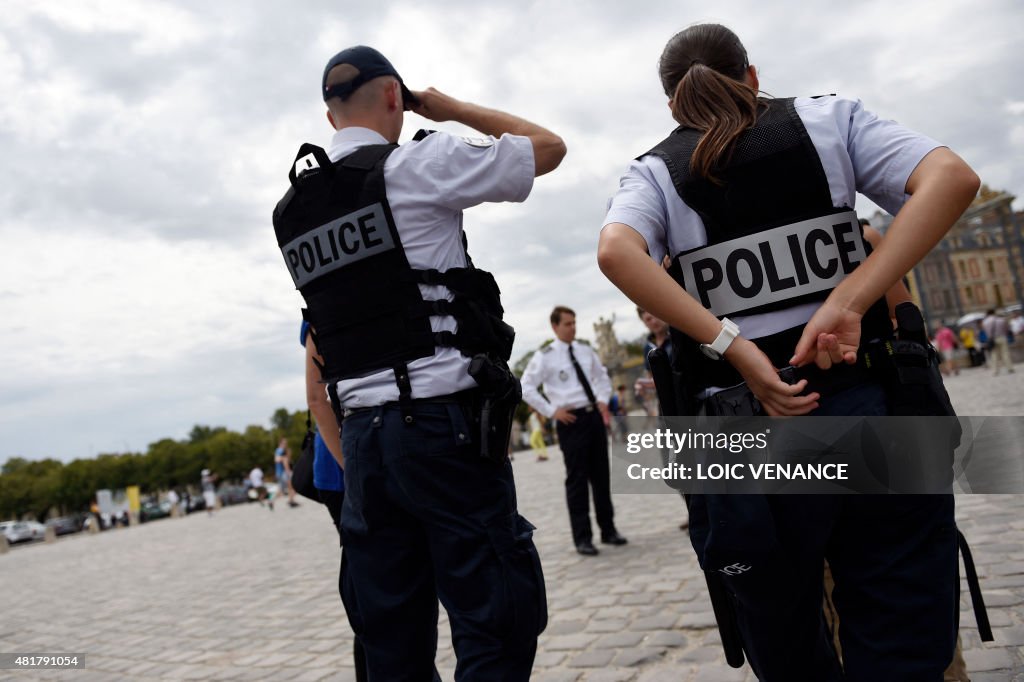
[1,0,1021,461]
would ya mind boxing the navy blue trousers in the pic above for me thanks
[703,383,959,681]
[339,401,546,682]
[555,409,616,544]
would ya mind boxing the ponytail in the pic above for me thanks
[670,63,759,183]
[658,24,759,184]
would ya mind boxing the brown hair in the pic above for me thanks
[659,24,759,183]
[550,306,575,326]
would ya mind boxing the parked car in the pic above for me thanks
[45,516,83,536]
[217,484,250,507]
[24,521,47,541]
[139,501,171,523]
[185,495,206,514]
[0,521,34,544]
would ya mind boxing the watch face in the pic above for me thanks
[700,344,721,360]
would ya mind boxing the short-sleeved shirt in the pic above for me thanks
[933,327,957,352]
[603,97,942,344]
[520,340,612,418]
[325,127,535,407]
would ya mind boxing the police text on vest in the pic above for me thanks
[281,202,396,288]
[677,210,865,317]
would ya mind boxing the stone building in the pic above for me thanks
[870,185,1023,326]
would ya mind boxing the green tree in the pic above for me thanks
[241,425,275,472]
[270,408,293,434]
[1,457,30,475]
[189,425,226,443]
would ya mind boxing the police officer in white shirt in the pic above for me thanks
[273,45,565,681]
[521,306,628,555]
[597,23,978,682]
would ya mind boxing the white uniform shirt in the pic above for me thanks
[323,127,535,407]
[602,96,942,343]
[249,467,264,488]
[521,340,613,418]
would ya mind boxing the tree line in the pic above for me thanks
[0,408,309,522]
[3,335,650,522]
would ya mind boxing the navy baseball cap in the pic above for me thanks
[322,45,419,110]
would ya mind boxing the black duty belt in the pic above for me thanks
[570,405,597,415]
[792,361,874,400]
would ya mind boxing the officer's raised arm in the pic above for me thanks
[410,87,566,176]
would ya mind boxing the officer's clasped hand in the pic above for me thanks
[727,337,820,417]
[790,300,863,370]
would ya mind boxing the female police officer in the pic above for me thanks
[598,23,979,681]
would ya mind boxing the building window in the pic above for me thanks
[987,258,995,276]
[965,287,973,303]
[976,285,987,304]
[969,260,981,279]
[958,261,967,278]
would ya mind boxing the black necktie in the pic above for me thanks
[568,344,597,407]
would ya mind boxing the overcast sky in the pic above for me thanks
[2,0,1022,462]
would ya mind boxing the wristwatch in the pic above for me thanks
[700,318,740,360]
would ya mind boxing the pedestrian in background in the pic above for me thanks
[528,408,549,461]
[933,322,960,376]
[200,469,217,516]
[521,306,628,556]
[982,309,1015,375]
[274,438,299,508]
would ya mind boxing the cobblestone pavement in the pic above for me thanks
[2,363,1023,681]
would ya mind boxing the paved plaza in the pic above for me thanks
[2,365,1024,681]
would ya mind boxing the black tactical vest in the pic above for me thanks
[641,97,891,391]
[272,139,514,399]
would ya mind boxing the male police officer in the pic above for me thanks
[273,46,565,681]
[521,306,628,555]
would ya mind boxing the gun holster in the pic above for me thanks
[468,354,521,463]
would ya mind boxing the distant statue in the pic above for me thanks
[593,315,627,372]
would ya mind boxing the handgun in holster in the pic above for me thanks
[468,353,522,463]
[864,304,991,639]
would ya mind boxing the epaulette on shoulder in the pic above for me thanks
[540,345,553,354]
[810,93,837,99]
[413,129,437,141]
